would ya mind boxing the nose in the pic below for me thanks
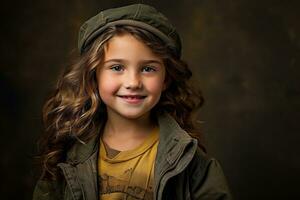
[124,71,142,89]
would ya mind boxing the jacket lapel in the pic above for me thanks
[58,123,102,199]
[154,113,198,200]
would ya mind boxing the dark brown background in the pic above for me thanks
[1,0,299,199]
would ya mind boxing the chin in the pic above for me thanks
[116,109,151,120]
[121,113,148,120]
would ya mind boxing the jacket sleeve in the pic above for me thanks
[32,179,64,200]
[189,149,233,200]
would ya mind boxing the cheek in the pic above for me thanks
[97,74,119,98]
[145,77,165,94]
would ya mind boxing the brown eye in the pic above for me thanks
[110,64,123,72]
[142,66,156,73]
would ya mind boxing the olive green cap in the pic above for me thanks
[78,4,182,57]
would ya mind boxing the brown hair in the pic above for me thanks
[37,25,204,180]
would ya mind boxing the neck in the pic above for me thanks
[101,111,157,151]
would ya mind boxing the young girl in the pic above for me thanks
[33,4,232,200]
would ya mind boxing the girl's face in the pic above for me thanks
[96,33,166,120]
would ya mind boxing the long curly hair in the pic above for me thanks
[37,25,204,181]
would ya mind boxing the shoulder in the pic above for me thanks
[187,147,233,199]
[188,147,228,183]
[187,147,212,176]
[32,179,64,200]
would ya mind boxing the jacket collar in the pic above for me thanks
[66,113,197,165]
[156,113,197,166]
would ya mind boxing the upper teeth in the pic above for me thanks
[118,95,146,99]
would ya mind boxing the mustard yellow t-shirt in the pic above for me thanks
[98,127,159,200]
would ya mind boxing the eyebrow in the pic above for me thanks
[103,59,163,65]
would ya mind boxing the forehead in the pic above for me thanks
[103,33,163,61]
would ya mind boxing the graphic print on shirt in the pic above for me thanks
[98,127,159,200]
[99,167,154,200]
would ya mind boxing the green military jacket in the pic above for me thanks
[33,113,232,200]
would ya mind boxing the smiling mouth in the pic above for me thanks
[117,95,147,99]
